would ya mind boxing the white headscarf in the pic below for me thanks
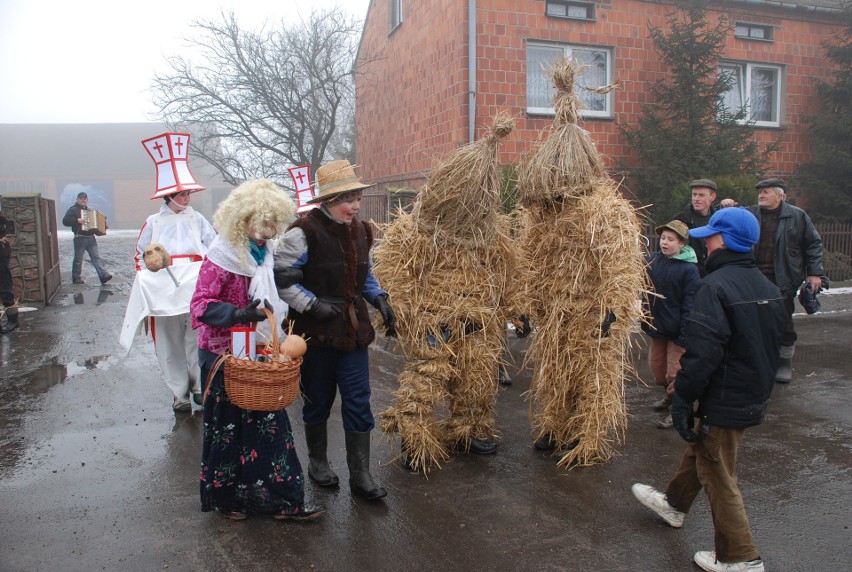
[205,235,288,342]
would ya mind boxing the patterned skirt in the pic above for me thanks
[200,364,306,516]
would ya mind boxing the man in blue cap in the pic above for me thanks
[632,207,786,572]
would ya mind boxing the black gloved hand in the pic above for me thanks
[306,299,342,322]
[671,393,697,443]
[274,267,303,289]
[516,315,531,338]
[233,299,269,324]
[374,294,397,337]
[600,311,617,337]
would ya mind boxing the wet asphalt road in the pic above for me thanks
[0,231,850,572]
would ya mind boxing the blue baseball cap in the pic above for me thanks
[689,207,759,253]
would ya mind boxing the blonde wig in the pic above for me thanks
[213,179,296,247]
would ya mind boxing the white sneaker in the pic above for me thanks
[631,483,685,528]
[694,551,764,572]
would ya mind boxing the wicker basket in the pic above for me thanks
[219,308,303,411]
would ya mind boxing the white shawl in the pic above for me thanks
[205,235,288,343]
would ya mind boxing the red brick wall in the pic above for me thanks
[356,0,842,199]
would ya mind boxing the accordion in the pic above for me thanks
[80,209,107,236]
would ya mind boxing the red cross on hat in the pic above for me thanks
[141,132,206,199]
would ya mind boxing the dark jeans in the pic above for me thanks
[300,346,374,432]
[72,235,108,282]
[0,255,13,306]
[664,422,760,563]
[781,295,796,347]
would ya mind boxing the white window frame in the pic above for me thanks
[719,61,783,128]
[526,42,613,118]
[390,0,403,32]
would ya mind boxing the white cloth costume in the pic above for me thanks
[120,204,216,400]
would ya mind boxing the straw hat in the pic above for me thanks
[308,160,374,204]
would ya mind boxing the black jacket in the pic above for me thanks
[0,213,10,257]
[673,203,718,277]
[62,203,85,235]
[674,248,786,429]
[747,202,824,296]
[641,251,700,346]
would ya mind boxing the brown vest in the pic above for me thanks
[289,209,375,351]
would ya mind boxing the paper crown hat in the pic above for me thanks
[141,132,206,199]
[288,164,318,214]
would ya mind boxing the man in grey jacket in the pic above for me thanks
[721,178,824,382]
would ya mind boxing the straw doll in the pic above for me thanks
[518,58,646,468]
[374,114,528,474]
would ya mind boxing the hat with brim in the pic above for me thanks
[689,207,759,253]
[655,220,690,243]
[308,160,374,204]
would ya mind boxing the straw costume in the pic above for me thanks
[374,114,527,474]
[518,59,646,468]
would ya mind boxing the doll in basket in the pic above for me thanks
[189,179,325,522]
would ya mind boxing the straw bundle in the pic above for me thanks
[374,114,523,474]
[518,58,647,468]
[416,113,515,248]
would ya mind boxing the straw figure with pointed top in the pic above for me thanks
[517,58,647,468]
[373,113,530,475]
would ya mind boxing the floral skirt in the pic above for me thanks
[200,364,305,515]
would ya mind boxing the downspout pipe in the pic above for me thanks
[468,0,476,143]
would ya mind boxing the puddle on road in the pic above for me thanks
[57,287,116,307]
[0,354,115,474]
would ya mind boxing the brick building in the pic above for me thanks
[355,0,844,205]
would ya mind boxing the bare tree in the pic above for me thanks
[150,8,360,188]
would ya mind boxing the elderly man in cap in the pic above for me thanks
[674,179,719,277]
[62,192,112,285]
[273,159,396,502]
[721,178,824,382]
[632,207,785,572]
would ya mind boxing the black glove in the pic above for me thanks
[274,267,303,289]
[670,393,697,443]
[233,299,269,324]
[306,299,342,322]
[600,311,617,337]
[374,294,397,337]
[516,315,531,338]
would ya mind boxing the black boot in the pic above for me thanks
[345,431,387,501]
[305,423,339,487]
[0,307,18,333]
[498,364,512,386]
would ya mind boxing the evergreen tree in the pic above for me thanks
[622,0,770,221]
[796,1,852,221]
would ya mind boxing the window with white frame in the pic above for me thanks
[719,62,782,127]
[526,43,612,117]
[390,0,402,31]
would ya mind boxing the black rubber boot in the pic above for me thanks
[305,423,339,487]
[498,364,512,386]
[345,431,387,501]
[0,307,19,333]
